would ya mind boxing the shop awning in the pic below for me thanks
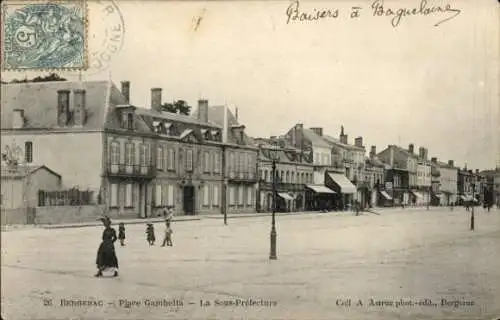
[460,195,467,200]
[278,193,294,201]
[436,194,444,199]
[326,173,357,194]
[306,185,335,194]
[380,190,393,200]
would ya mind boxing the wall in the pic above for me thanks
[28,168,62,206]
[0,179,23,209]
[1,132,103,190]
[1,208,27,225]
[439,167,458,194]
[312,146,331,166]
[35,205,106,225]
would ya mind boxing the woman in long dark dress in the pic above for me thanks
[95,217,119,277]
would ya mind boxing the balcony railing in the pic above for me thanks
[228,171,257,182]
[259,181,304,191]
[106,163,156,179]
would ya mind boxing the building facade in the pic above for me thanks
[432,158,458,206]
[1,80,258,219]
[255,139,314,212]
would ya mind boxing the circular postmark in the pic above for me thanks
[3,2,86,70]
[85,0,125,75]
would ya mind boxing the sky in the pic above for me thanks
[2,0,499,170]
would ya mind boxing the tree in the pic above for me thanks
[9,73,67,83]
[160,100,191,115]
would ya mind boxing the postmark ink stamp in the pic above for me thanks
[1,1,87,70]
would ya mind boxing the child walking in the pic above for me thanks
[146,223,155,246]
[118,222,126,246]
[161,221,173,247]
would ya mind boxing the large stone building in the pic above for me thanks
[431,158,458,206]
[1,80,257,219]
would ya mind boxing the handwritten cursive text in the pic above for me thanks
[371,0,461,27]
[285,0,339,24]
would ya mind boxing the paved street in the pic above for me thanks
[2,207,500,320]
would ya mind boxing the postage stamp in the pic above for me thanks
[1,1,87,71]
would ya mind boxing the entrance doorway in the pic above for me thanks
[183,185,195,215]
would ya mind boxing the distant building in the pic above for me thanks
[431,158,458,206]
[254,137,314,212]
[365,146,387,207]
[415,146,432,206]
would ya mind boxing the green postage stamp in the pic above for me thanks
[1,1,87,70]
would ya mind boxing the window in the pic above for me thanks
[127,113,133,130]
[203,184,210,206]
[213,153,221,173]
[238,185,244,205]
[239,153,244,172]
[25,141,33,163]
[110,183,118,207]
[125,184,133,207]
[286,171,290,183]
[168,148,175,171]
[155,184,162,206]
[229,186,235,205]
[213,185,219,206]
[139,144,146,166]
[125,142,134,165]
[157,146,164,170]
[111,142,120,164]
[229,152,235,171]
[264,170,269,182]
[247,186,253,206]
[291,172,295,183]
[204,151,211,173]
[186,149,193,171]
[167,185,174,205]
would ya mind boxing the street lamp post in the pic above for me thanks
[470,184,475,231]
[268,146,279,260]
[427,186,431,210]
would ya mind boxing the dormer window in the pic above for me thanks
[121,112,134,130]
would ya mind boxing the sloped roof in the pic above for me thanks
[302,129,331,148]
[196,105,254,145]
[136,107,221,128]
[323,135,365,151]
[1,81,125,130]
[365,156,386,168]
[0,164,61,178]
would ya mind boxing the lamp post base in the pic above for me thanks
[269,227,277,260]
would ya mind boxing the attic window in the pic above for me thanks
[122,112,134,130]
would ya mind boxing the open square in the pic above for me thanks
[2,208,499,320]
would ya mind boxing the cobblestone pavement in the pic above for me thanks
[2,207,499,320]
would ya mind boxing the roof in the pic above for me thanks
[365,156,385,168]
[0,164,61,178]
[136,107,221,128]
[195,105,254,145]
[1,81,126,130]
[323,135,365,151]
[302,129,331,148]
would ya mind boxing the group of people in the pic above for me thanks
[94,206,176,277]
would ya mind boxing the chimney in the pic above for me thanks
[73,89,86,126]
[151,88,162,111]
[339,125,347,144]
[418,147,424,158]
[197,99,209,123]
[310,127,323,137]
[121,81,130,103]
[370,145,376,157]
[294,123,304,149]
[408,143,414,154]
[355,136,363,148]
[235,107,239,122]
[12,109,25,129]
[341,134,348,145]
[431,157,437,163]
[475,169,479,174]
[423,148,428,161]
[57,90,70,126]
[448,160,454,167]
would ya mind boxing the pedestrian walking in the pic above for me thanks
[118,222,126,246]
[161,220,173,247]
[95,216,119,277]
[146,223,156,246]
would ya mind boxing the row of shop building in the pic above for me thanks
[1,80,498,223]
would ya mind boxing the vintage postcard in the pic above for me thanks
[1,0,499,319]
